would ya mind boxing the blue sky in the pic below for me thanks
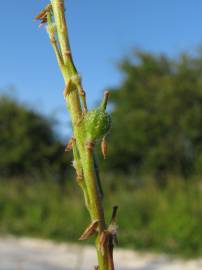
[1,0,202,136]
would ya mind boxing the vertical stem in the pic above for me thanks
[51,0,73,66]
[80,146,109,269]
[36,1,115,269]
[82,148,105,225]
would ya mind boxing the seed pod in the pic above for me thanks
[79,220,99,240]
[84,109,111,141]
[101,137,107,159]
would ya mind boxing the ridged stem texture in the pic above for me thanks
[35,1,118,270]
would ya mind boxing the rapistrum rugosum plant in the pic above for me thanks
[35,1,118,269]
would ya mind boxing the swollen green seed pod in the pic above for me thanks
[84,109,111,141]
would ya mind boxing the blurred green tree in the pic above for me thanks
[106,49,202,178]
[0,95,70,183]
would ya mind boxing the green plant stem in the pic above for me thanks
[46,1,115,269]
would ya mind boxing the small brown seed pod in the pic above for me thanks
[101,137,107,159]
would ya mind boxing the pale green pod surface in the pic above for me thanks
[84,109,111,141]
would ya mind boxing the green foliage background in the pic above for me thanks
[1,49,202,257]
[107,49,202,178]
[0,96,70,184]
[0,176,202,257]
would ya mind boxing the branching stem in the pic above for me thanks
[35,1,116,269]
